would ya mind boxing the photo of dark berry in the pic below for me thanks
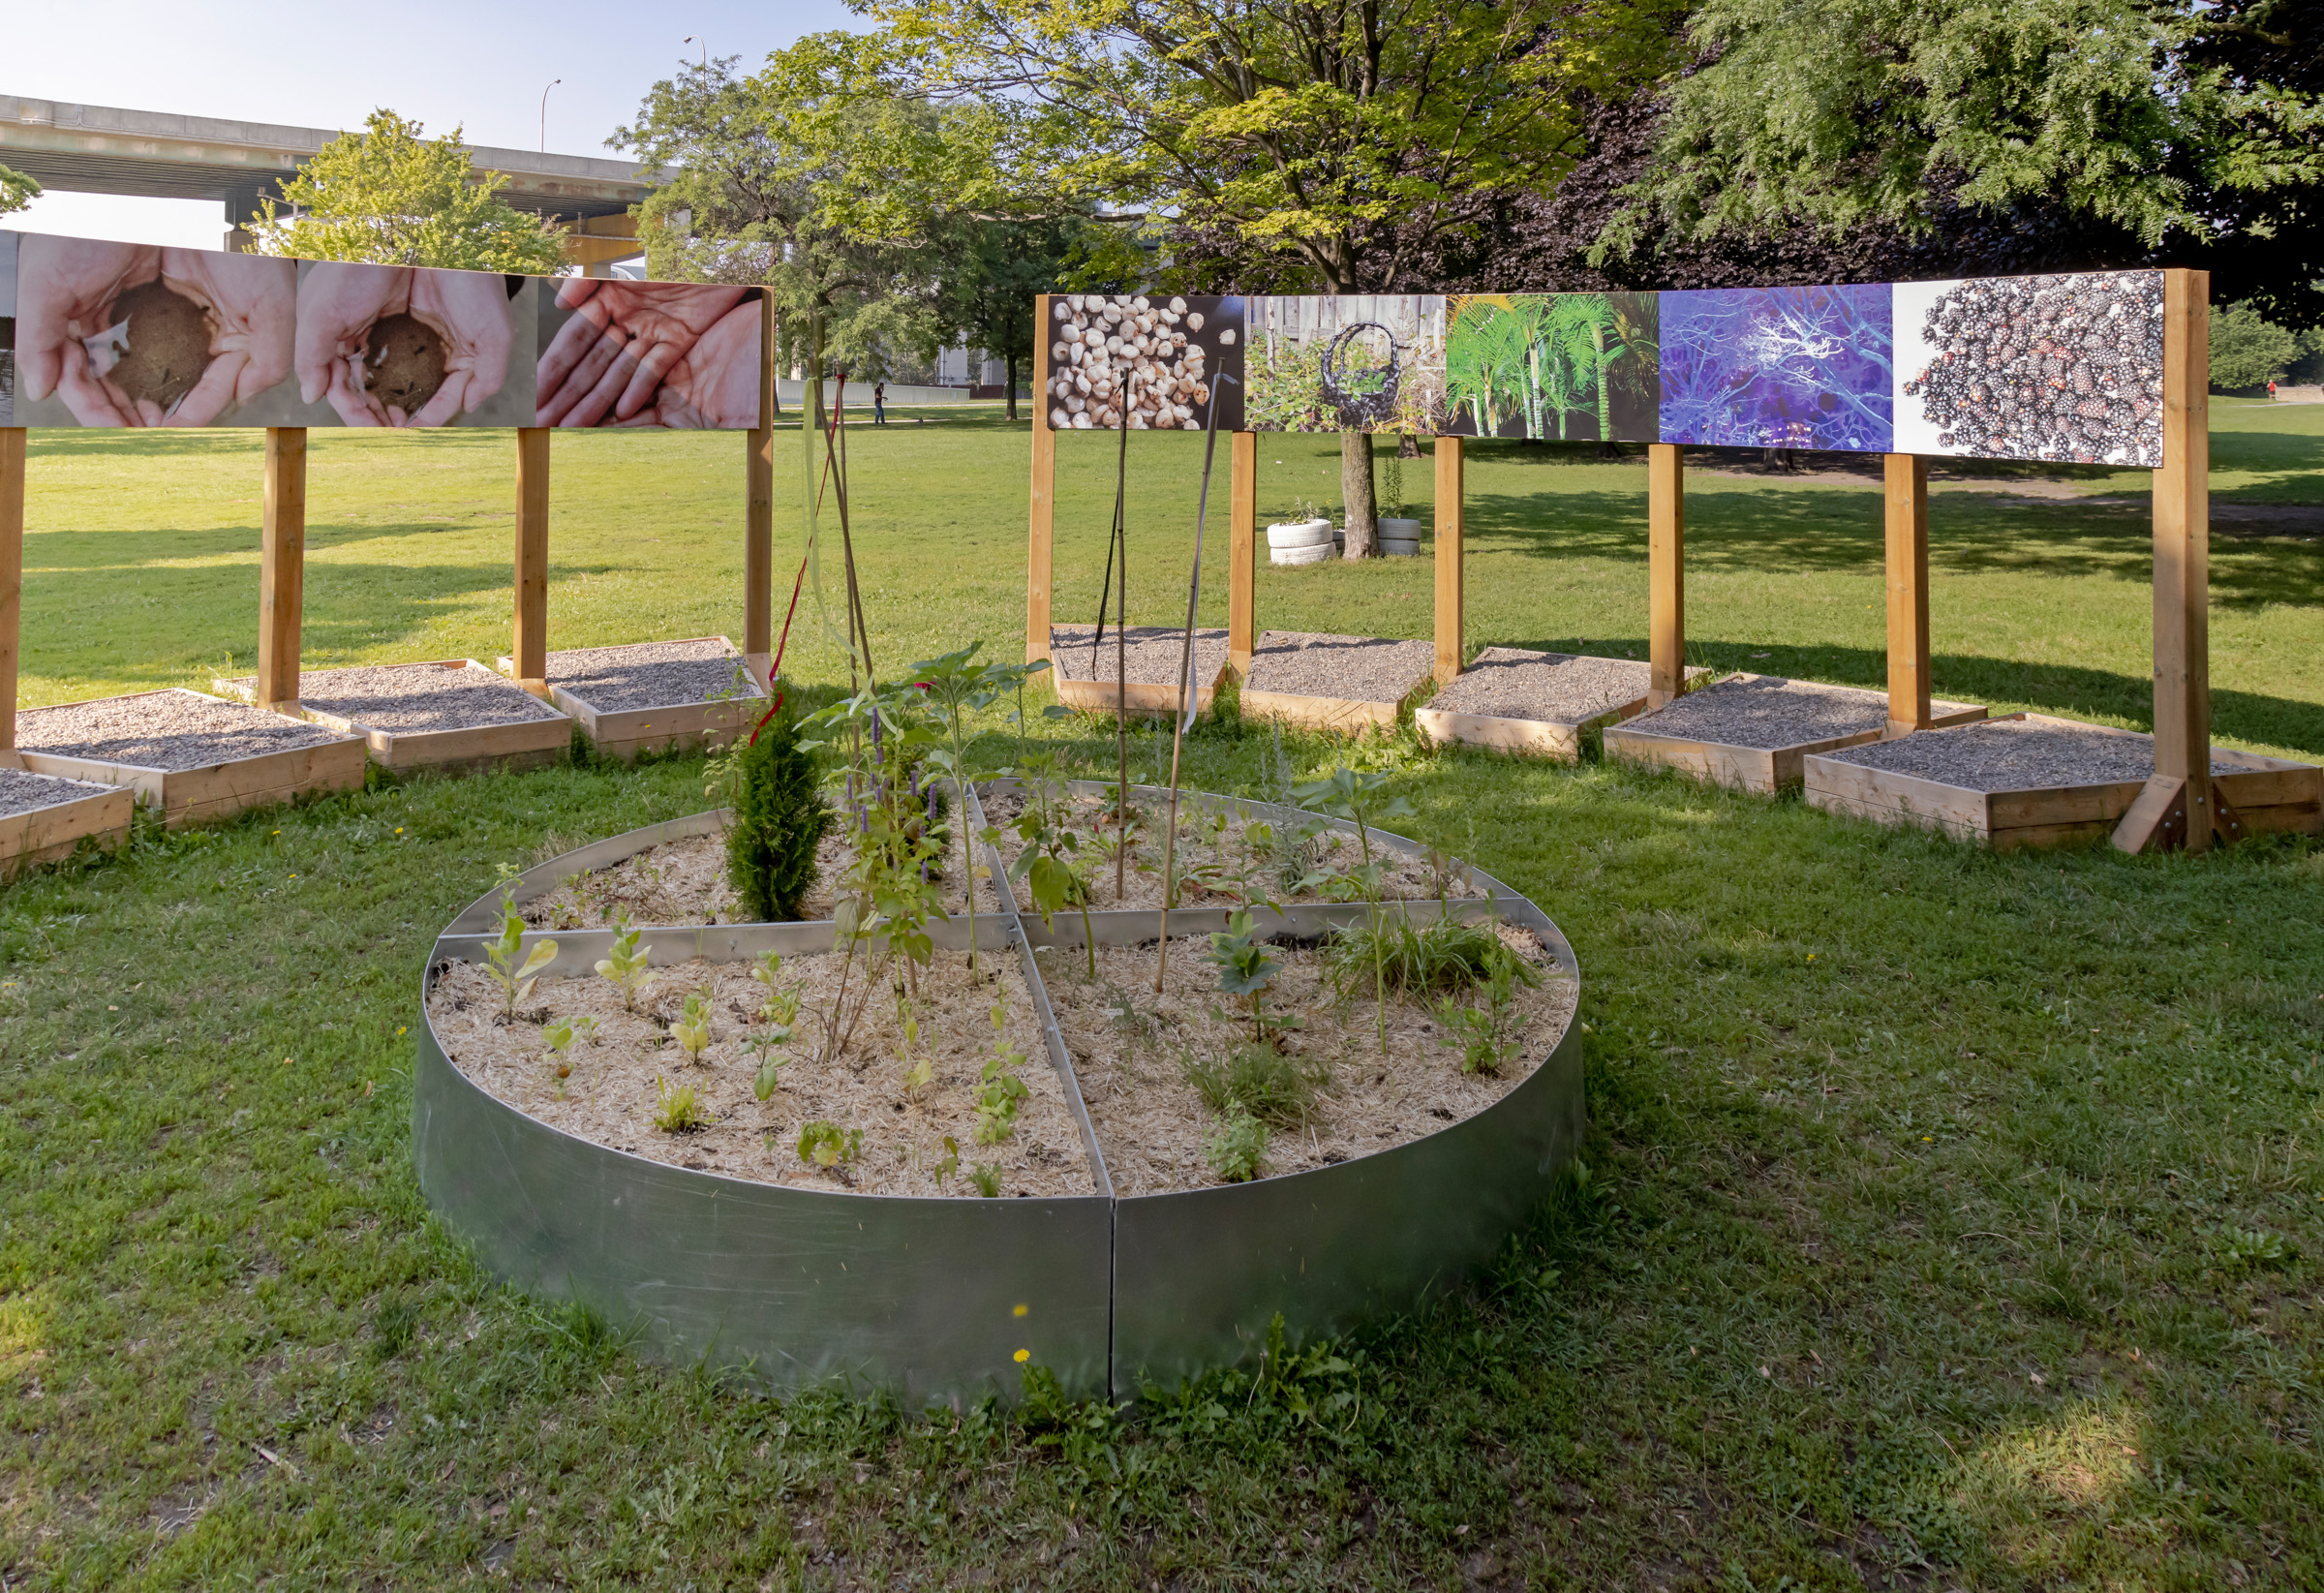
[1894,272,2164,466]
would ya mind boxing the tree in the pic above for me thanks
[885,0,1680,552]
[0,163,38,216]
[2210,302,2302,389]
[1596,0,2324,324]
[932,219,1088,420]
[246,111,566,273]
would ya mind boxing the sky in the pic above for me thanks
[4,0,859,249]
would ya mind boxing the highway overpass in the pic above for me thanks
[0,94,649,272]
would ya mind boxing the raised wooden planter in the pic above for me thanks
[0,763,135,879]
[1415,659,1711,762]
[1803,713,2324,849]
[15,690,367,829]
[1240,634,1437,734]
[1605,676,1986,794]
[497,637,763,762]
[270,660,571,776]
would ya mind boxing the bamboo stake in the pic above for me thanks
[1155,375,1236,992]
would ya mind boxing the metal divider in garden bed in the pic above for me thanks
[12,689,367,827]
[413,781,1584,1405]
[496,636,765,762]
[1803,713,2324,849]
[220,659,572,776]
[1605,672,1987,793]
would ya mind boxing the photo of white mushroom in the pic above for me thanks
[1043,292,1244,432]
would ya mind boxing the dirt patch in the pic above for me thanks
[363,314,447,416]
[1040,923,1575,1195]
[103,281,214,411]
[976,785,1483,913]
[428,945,1094,1200]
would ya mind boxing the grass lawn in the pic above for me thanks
[1,403,2320,1589]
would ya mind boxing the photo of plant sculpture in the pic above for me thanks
[1244,295,1445,435]
[1657,286,1892,452]
[1893,272,2163,466]
[1441,293,1659,443]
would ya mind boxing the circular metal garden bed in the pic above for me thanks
[414,783,1584,1405]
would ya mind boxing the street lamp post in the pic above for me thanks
[539,78,561,153]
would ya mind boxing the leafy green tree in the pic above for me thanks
[246,110,566,273]
[1602,0,2324,277]
[2210,302,2303,390]
[884,0,1680,552]
[0,163,38,216]
[933,219,1088,420]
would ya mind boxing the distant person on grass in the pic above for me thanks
[873,381,887,425]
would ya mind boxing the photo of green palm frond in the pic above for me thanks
[1442,292,1661,442]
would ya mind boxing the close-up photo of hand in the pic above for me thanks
[296,261,513,426]
[611,300,763,430]
[535,279,749,427]
[152,249,295,425]
[15,238,163,425]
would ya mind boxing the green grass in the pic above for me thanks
[2,405,2321,1588]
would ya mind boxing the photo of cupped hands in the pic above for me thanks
[15,236,295,426]
[535,280,760,429]
[297,261,519,426]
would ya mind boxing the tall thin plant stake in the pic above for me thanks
[1086,375,1139,897]
[1154,373,1236,991]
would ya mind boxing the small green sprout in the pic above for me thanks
[652,1073,711,1133]
[933,1134,961,1192]
[595,912,652,1011]
[973,997,1030,1145]
[673,992,713,1061]
[542,1014,596,1092]
[748,950,797,1025]
[482,887,558,1018]
[797,1119,864,1170]
[967,1162,1001,1197]
[1205,1103,1269,1183]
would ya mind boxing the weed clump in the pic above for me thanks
[1181,1042,1321,1130]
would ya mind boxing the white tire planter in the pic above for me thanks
[1380,538,1422,558]
[1271,541,1334,567]
[1379,517,1422,542]
[1266,518,1333,551]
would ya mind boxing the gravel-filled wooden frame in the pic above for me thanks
[0,763,135,879]
[1803,713,2324,848]
[1239,631,1437,733]
[415,782,1584,1406]
[1416,648,1712,760]
[1048,625,1232,717]
[14,689,366,827]
[497,636,764,761]
[1605,673,1987,793]
[223,659,572,775]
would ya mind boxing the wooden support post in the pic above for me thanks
[1648,443,1685,705]
[744,293,776,690]
[0,429,21,755]
[1433,437,1464,684]
[1026,293,1055,665]
[2155,268,2212,853]
[514,427,551,692]
[1229,431,1257,677]
[257,427,306,709]
[1883,453,1932,736]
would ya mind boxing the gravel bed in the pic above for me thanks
[1626,674,1975,751]
[0,767,115,820]
[1051,626,1229,689]
[1823,718,2239,792]
[236,663,565,732]
[15,690,352,771]
[543,640,762,713]
[1245,631,1435,705]
[1426,649,1660,724]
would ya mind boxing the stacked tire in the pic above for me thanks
[1269,518,1334,567]
[1379,516,1422,557]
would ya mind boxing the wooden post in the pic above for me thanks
[257,428,306,709]
[514,427,551,691]
[744,292,776,690]
[1026,293,1055,665]
[2155,268,2212,852]
[1648,443,1685,705]
[1229,431,1257,676]
[0,429,21,755]
[1883,453,1932,736]
[1433,437,1464,684]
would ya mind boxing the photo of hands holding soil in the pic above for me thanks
[9,233,295,426]
[535,280,762,429]
[295,260,535,427]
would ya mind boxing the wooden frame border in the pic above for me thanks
[497,636,763,762]
[14,689,365,828]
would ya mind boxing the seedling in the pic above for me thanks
[967,1162,1001,1198]
[1433,952,1530,1075]
[743,1031,790,1100]
[541,1014,597,1094]
[1009,800,1096,977]
[933,1133,961,1192]
[1205,1103,1269,1183]
[673,993,713,1062]
[973,998,1031,1145]
[595,912,652,1012]
[797,1119,864,1170]
[482,887,558,1019]
[652,1073,711,1133]
[907,642,1043,973]
[748,950,799,1026]
[1206,909,1291,1043]
[1294,766,1418,1054]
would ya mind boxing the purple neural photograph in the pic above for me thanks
[1658,285,1893,452]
